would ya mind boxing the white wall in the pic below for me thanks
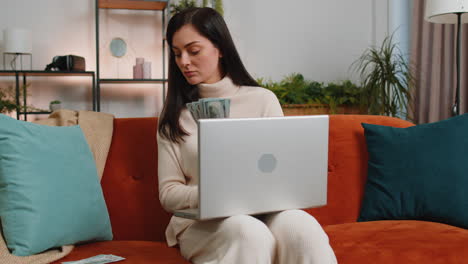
[224,0,390,83]
[0,0,410,118]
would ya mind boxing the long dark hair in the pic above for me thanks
[158,7,259,143]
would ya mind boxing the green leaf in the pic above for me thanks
[351,32,414,117]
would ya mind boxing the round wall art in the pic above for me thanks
[110,37,127,58]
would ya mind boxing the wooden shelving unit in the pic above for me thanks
[98,0,167,10]
[0,71,95,77]
[95,0,168,112]
[0,70,96,120]
[100,78,167,84]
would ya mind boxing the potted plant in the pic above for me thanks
[0,85,18,114]
[276,74,329,115]
[49,100,62,112]
[169,0,197,16]
[170,0,224,17]
[319,80,365,114]
[0,83,42,115]
[212,0,223,16]
[352,34,414,118]
[258,73,364,115]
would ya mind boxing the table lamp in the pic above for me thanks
[425,0,468,115]
[2,28,32,70]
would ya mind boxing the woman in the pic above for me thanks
[157,7,337,264]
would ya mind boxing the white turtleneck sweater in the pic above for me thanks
[157,76,284,246]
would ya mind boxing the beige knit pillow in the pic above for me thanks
[0,229,73,264]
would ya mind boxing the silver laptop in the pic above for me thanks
[174,115,329,220]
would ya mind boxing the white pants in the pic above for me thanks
[178,210,338,264]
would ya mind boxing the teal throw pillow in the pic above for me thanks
[0,114,112,256]
[359,114,468,228]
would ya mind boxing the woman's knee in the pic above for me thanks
[267,210,337,263]
[267,210,329,244]
[268,209,321,228]
[221,215,276,247]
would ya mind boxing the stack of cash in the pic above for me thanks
[62,254,125,264]
[186,98,231,120]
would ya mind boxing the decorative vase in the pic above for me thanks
[143,61,151,79]
[50,103,61,112]
[133,57,144,79]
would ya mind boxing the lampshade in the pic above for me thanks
[3,28,32,54]
[425,0,468,24]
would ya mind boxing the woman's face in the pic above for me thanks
[171,24,223,85]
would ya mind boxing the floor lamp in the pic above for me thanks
[425,0,468,116]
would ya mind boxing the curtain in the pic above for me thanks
[411,0,468,124]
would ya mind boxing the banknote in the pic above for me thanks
[204,100,225,118]
[222,98,230,118]
[186,102,198,120]
[200,98,225,118]
[187,98,231,120]
[61,254,125,264]
[196,101,203,119]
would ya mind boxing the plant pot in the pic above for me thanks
[282,104,330,116]
[49,103,61,112]
[282,104,365,116]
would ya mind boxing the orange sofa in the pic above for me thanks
[53,115,468,264]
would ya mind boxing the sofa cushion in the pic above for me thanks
[359,114,468,228]
[101,118,173,242]
[304,115,413,226]
[50,241,190,264]
[0,114,112,256]
[325,220,468,264]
